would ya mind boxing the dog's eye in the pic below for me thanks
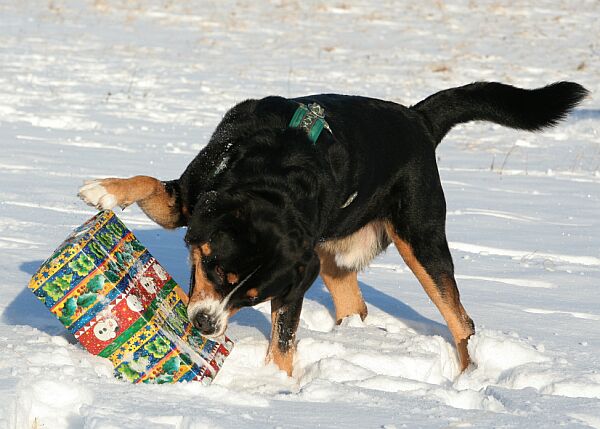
[226,272,239,284]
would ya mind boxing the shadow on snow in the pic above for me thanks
[6,228,449,343]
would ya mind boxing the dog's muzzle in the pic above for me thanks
[187,300,227,338]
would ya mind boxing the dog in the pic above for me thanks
[79,81,588,376]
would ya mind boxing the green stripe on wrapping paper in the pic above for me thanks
[30,211,114,292]
[52,240,148,334]
[50,234,139,312]
[99,315,149,359]
[98,278,178,358]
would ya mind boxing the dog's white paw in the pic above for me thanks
[78,180,118,210]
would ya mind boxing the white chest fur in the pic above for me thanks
[318,221,391,272]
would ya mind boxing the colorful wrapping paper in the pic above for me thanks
[29,210,233,384]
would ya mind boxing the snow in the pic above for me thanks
[1,0,599,428]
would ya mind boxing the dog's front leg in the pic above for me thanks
[266,295,304,376]
[78,176,186,229]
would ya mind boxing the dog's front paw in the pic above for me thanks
[78,180,118,210]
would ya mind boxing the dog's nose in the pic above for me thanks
[193,312,216,335]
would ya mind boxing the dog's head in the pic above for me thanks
[184,189,320,338]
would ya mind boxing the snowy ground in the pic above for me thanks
[1,0,599,428]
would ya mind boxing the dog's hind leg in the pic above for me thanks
[78,176,187,229]
[317,248,367,324]
[388,225,474,371]
[386,221,474,371]
[386,170,474,371]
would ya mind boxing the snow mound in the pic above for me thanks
[215,306,600,413]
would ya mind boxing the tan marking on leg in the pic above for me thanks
[92,176,183,229]
[385,223,474,371]
[266,299,296,377]
[317,248,367,324]
[267,343,294,377]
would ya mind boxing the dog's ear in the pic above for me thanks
[185,191,219,244]
[186,191,254,244]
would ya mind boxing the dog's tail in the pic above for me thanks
[411,81,589,147]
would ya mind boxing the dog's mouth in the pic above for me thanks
[200,329,227,342]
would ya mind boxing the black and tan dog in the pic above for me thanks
[79,81,587,375]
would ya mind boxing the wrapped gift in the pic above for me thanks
[29,210,233,384]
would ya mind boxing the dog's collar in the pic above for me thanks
[289,103,355,208]
[288,102,331,144]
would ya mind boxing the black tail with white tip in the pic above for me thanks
[412,81,589,147]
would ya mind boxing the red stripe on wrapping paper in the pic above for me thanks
[76,289,145,355]
[73,284,134,339]
[78,257,173,344]
[97,279,178,358]
[130,257,172,306]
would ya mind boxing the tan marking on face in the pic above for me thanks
[200,243,212,256]
[246,288,259,299]
[181,204,191,221]
[317,248,367,324]
[226,273,239,284]
[189,247,220,304]
[175,286,189,305]
[384,222,474,371]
